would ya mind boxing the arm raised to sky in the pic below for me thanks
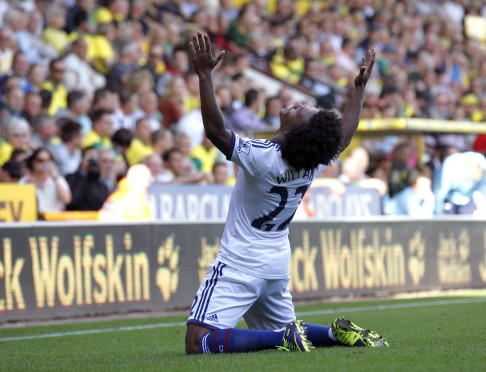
[189,32,233,157]
[340,49,376,153]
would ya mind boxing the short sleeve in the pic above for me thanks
[228,132,277,177]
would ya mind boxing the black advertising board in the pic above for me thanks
[1,219,485,323]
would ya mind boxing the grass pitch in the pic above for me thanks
[1,293,485,371]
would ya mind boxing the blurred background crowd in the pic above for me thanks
[1,0,486,219]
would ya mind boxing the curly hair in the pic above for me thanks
[281,110,343,171]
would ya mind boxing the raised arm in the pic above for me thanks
[340,49,376,152]
[189,32,233,157]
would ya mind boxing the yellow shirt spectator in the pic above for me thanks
[184,95,201,113]
[91,34,116,75]
[43,27,70,55]
[126,138,154,166]
[190,142,219,173]
[69,32,96,63]
[83,130,113,149]
[269,47,304,84]
[41,80,67,116]
[0,139,13,167]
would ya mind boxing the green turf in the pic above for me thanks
[1,295,485,371]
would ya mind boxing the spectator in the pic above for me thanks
[111,128,133,169]
[435,151,486,215]
[158,75,189,129]
[113,90,138,132]
[162,147,208,184]
[0,117,32,167]
[31,114,60,152]
[59,90,93,136]
[42,4,70,55]
[225,3,260,51]
[175,108,205,150]
[63,37,106,95]
[387,142,415,198]
[247,32,273,71]
[211,160,229,185]
[106,41,139,93]
[190,135,219,173]
[384,171,435,217]
[0,52,34,94]
[0,27,14,75]
[126,117,154,166]
[152,128,174,157]
[99,147,119,193]
[26,63,46,91]
[142,152,173,183]
[90,21,117,75]
[51,120,83,176]
[124,69,154,96]
[262,96,282,130]
[215,84,236,130]
[339,154,387,196]
[83,108,115,149]
[91,88,119,114]
[184,72,201,112]
[231,88,266,133]
[21,92,42,123]
[424,143,459,196]
[65,147,110,211]
[0,85,25,121]
[143,44,167,97]
[132,90,162,131]
[174,131,192,158]
[165,43,191,80]
[299,59,338,110]
[8,147,29,177]
[20,147,72,214]
[41,58,68,116]
[66,3,96,36]
[10,8,56,66]
[269,38,305,84]
[0,158,23,183]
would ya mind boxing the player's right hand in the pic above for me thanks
[189,32,225,78]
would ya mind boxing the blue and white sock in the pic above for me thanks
[199,328,284,353]
[305,324,342,347]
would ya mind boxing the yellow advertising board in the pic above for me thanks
[0,184,37,222]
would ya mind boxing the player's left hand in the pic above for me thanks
[354,49,376,89]
[189,32,225,78]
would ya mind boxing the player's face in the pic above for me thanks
[279,102,319,133]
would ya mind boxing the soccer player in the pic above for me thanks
[185,32,388,354]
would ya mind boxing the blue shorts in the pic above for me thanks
[187,260,295,330]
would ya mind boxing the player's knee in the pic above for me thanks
[185,334,199,355]
[185,324,211,354]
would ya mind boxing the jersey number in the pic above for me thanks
[251,185,308,232]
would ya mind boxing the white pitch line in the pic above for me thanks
[0,321,185,342]
[1,297,485,343]
[296,297,486,317]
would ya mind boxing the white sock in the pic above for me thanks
[328,328,337,341]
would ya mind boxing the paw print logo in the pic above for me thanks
[458,230,470,263]
[480,230,486,282]
[408,231,425,286]
[198,238,220,282]
[156,235,180,302]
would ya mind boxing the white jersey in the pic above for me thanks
[217,132,324,279]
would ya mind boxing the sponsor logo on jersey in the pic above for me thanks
[237,137,251,155]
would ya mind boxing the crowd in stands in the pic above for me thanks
[0,0,486,219]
